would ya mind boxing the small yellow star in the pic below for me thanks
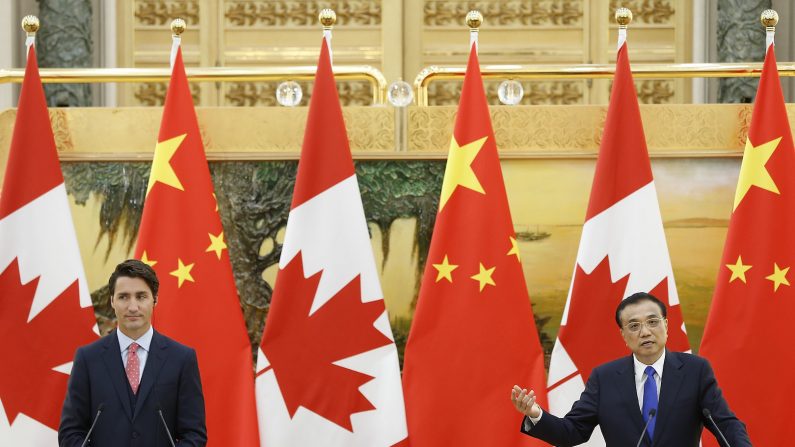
[766,263,790,292]
[140,251,157,268]
[507,236,521,262]
[432,255,459,283]
[726,255,752,283]
[439,136,488,210]
[170,258,195,288]
[206,231,228,260]
[470,263,496,292]
[734,137,781,210]
[147,133,187,196]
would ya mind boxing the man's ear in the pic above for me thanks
[153,295,158,305]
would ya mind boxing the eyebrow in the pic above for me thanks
[627,314,661,322]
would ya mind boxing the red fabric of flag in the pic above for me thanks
[133,48,259,446]
[700,44,795,446]
[401,44,548,447]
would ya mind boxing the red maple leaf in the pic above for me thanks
[648,279,691,352]
[558,256,630,383]
[260,252,392,431]
[0,258,98,429]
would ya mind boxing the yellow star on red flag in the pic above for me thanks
[147,133,187,196]
[733,137,781,210]
[170,258,195,288]
[439,136,487,210]
[206,231,228,260]
[140,251,157,268]
[470,263,496,292]
[726,255,752,283]
[432,255,458,283]
[507,236,521,262]
[765,263,790,292]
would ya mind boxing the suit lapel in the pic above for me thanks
[101,330,133,421]
[132,330,168,421]
[652,351,684,444]
[615,355,647,438]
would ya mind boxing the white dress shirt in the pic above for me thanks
[118,325,154,378]
[525,351,666,429]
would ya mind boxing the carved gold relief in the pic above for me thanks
[424,1,583,27]
[608,0,674,24]
[135,0,200,26]
[636,80,675,104]
[224,1,381,27]
[427,81,584,106]
[133,83,201,106]
[224,81,373,106]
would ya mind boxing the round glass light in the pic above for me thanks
[276,81,303,107]
[387,80,414,107]
[498,80,524,106]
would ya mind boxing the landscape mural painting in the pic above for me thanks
[63,156,739,367]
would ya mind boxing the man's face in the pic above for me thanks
[111,276,156,339]
[619,300,668,364]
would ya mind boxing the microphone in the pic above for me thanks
[703,408,732,447]
[80,403,104,447]
[635,408,656,447]
[157,404,176,447]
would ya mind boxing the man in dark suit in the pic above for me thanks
[511,292,751,446]
[59,259,207,446]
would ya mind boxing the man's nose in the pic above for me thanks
[639,324,652,336]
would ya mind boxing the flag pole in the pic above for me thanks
[615,7,632,49]
[319,9,336,64]
[21,15,39,57]
[762,9,779,49]
[466,10,482,53]
[169,18,186,70]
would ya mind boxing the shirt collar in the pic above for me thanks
[117,325,154,353]
[633,349,666,379]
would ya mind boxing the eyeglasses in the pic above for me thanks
[623,318,664,333]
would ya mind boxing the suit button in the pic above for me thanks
[132,431,139,438]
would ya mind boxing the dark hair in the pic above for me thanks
[109,259,159,300]
[615,292,667,328]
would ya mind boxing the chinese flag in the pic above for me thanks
[133,48,259,445]
[0,45,97,444]
[254,39,408,446]
[546,40,690,446]
[401,44,547,446]
[700,43,794,446]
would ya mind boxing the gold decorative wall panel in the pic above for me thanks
[117,0,691,106]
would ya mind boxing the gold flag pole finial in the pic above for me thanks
[466,10,483,30]
[615,7,633,28]
[21,15,40,36]
[319,9,336,31]
[761,9,779,29]
[171,18,186,36]
[761,9,778,48]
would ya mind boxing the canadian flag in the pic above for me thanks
[545,38,691,446]
[254,38,408,446]
[0,45,97,445]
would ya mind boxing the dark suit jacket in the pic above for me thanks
[521,351,751,446]
[58,329,207,447]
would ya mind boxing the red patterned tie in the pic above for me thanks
[126,342,140,394]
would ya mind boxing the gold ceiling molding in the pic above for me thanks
[424,1,583,27]
[133,82,201,106]
[134,0,201,26]
[224,81,373,106]
[224,1,381,27]
[427,80,584,106]
[608,0,674,24]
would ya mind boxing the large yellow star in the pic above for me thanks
[507,236,521,262]
[765,263,790,292]
[140,251,157,268]
[170,258,195,288]
[206,231,228,260]
[470,263,496,292]
[726,255,752,283]
[439,136,488,210]
[733,137,781,210]
[432,255,458,283]
[147,133,187,196]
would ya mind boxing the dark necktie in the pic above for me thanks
[642,365,658,441]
